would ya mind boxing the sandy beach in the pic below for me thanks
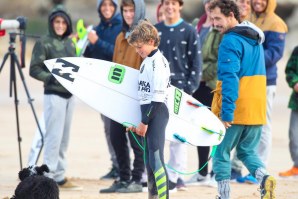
[1,37,298,199]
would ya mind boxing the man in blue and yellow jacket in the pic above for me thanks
[209,0,276,198]
[250,0,288,167]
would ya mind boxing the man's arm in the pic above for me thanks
[218,39,241,122]
[263,31,286,69]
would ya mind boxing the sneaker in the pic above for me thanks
[215,196,221,199]
[177,177,187,191]
[230,169,242,182]
[279,166,298,178]
[236,174,258,184]
[142,181,148,192]
[186,173,209,186]
[99,180,129,193]
[117,181,143,193]
[168,180,177,193]
[259,175,276,199]
[57,178,83,191]
[207,174,218,188]
[100,166,119,180]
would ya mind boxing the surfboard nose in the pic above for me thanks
[43,59,56,71]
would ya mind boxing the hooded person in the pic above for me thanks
[99,0,146,194]
[112,0,145,69]
[209,0,276,198]
[29,5,82,190]
[48,6,72,38]
[84,0,122,61]
[120,0,145,39]
[83,0,123,180]
[27,5,75,167]
[250,0,288,168]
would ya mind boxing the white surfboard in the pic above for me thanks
[44,57,225,146]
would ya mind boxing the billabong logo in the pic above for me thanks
[52,58,80,82]
[108,65,126,84]
[174,89,182,114]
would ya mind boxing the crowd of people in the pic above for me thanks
[19,0,297,198]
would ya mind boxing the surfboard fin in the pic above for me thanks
[201,126,224,141]
[186,100,210,108]
[173,133,195,146]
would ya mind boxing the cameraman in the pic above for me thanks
[29,5,81,190]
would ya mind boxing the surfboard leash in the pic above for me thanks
[165,145,217,175]
[122,122,146,163]
[122,122,218,176]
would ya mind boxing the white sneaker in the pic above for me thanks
[206,175,217,188]
[186,173,210,186]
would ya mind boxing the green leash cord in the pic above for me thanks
[165,145,217,175]
[128,129,146,164]
[123,122,218,175]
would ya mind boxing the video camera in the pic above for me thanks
[0,16,26,36]
[0,16,27,68]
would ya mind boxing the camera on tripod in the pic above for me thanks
[0,16,27,68]
[1,16,44,169]
[0,16,27,36]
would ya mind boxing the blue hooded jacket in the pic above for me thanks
[212,21,266,125]
[84,0,122,61]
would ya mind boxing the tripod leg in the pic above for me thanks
[10,53,23,170]
[12,53,45,166]
[0,52,10,72]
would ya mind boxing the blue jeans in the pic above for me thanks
[213,125,265,181]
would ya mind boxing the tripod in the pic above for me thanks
[0,32,44,170]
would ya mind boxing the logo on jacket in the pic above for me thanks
[139,81,150,92]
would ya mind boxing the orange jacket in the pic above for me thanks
[112,32,143,70]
